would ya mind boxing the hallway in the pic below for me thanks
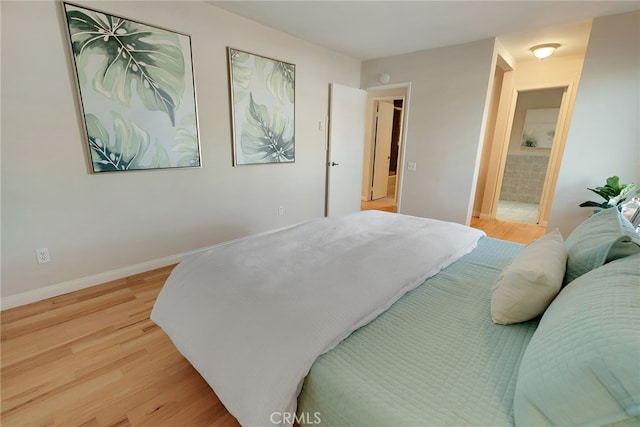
[361,174,397,213]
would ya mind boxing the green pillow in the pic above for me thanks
[491,229,566,325]
[513,254,640,426]
[564,207,640,284]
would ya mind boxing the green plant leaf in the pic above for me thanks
[240,93,294,163]
[229,49,252,104]
[172,114,200,167]
[579,201,608,208]
[86,114,120,171]
[230,50,252,84]
[588,187,615,201]
[581,176,637,208]
[66,6,185,126]
[606,176,620,191]
[608,183,637,206]
[521,130,537,147]
[256,56,294,104]
[85,113,170,171]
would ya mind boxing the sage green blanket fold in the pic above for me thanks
[298,238,537,427]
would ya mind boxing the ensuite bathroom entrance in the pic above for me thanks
[496,87,565,224]
[472,50,581,229]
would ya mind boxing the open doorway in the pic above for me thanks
[361,87,408,213]
[473,52,583,229]
[497,87,565,224]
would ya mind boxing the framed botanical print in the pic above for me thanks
[63,3,201,172]
[228,48,295,165]
[520,108,559,149]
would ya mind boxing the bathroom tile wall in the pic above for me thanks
[500,154,550,204]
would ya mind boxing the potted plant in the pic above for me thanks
[579,176,637,209]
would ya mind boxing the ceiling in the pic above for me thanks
[209,1,639,62]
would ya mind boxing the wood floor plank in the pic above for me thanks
[1,355,77,410]
[1,289,135,341]
[2,369,124,425]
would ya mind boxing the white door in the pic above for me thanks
[326,83,367,216]
[371,101,395,200]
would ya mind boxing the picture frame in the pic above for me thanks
[520,108,559,149]
[63,3,201,172]
[227,48,295,165]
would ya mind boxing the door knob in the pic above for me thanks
[329,162,340,166]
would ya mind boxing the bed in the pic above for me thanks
[297,237,535,426]
[151,208,640,427]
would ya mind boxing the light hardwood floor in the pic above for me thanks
[1,265,240,427]
[1,215,544,426]
[361,174,397,213]
[360,199,396,212]
[470,217,546,244]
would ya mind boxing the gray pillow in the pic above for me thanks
[491,229,566,325]
[564,207,640,284]
[514,254,640,427]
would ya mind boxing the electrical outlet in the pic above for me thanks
[278,206,285,216]
[36,248,51,264]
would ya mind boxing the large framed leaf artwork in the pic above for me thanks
[228,48,295,165]
[63,3,201,172]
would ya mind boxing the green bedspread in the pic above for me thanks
[297,237,538,426]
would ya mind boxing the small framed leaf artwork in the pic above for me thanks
[520,108,559,149]
[63,3,201,172]
[228,48,295,165]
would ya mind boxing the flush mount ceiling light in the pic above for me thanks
[530,43,561,59]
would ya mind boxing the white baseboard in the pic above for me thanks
[0,252,187,311]
[0,224,298,311]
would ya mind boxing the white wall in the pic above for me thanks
[548,11,640,236]
[361,39,496,224]
[0,1,361,304]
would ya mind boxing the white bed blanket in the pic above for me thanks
[150,210,484,426]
